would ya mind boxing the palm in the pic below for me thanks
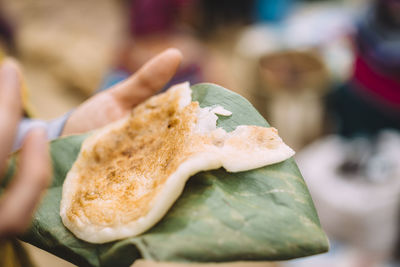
[62,49,182,135]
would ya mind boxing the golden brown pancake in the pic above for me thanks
[60,82,294,243]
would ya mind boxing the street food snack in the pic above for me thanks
[60,82,294,243]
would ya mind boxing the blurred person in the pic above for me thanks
[0,48,182,266]
[303,0,400,264]
[252,0,295,23]
[195,0,255,37]
[328,0,400,137]
[102,0,258,93]
[101,0,205,91]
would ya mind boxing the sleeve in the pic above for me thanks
[13,112,71,151]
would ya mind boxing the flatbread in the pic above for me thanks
[60,82,295,243]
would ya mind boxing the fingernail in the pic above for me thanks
[164,48,183,57]
[0,59,20,96]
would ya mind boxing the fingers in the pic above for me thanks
[111,48,183,108]
[0,60,22,176]
[0,128,50,235]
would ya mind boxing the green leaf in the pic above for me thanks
[2,83,328,267]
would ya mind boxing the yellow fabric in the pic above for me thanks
[20,79,36,118]
[0,239,36,267]
[0,50,36,267]
[0,50,35,117]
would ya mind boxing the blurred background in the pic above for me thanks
[0,0,399,266]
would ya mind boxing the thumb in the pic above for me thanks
[111,48,183,108]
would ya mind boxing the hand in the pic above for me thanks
[62,48,183,135]
[0,60,50,237]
